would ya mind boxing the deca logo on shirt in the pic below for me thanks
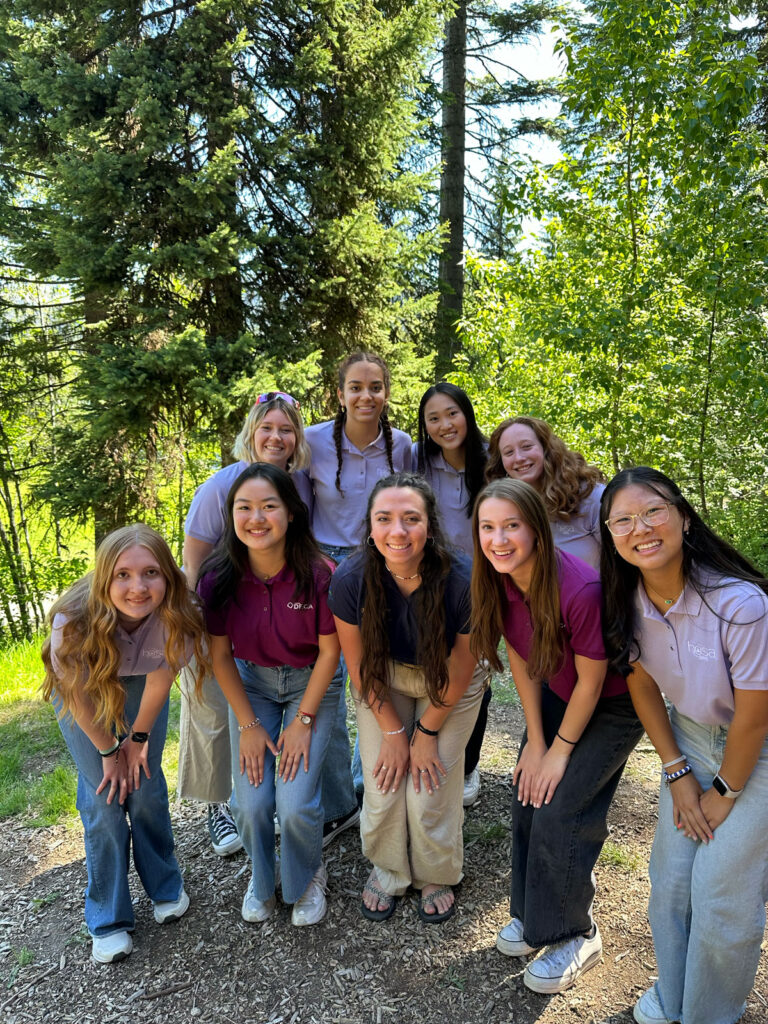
[287,601,314,611]
[687,640,715,661]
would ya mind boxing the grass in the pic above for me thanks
[463,819,508,847]
[598,839,642,873]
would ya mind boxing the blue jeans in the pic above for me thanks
[648,708,768,1024]
[317,542,362,810]
[511,686,643,946]
[55,676,182,937]
[229,660,339,903]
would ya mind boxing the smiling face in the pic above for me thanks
[423,393,468,455]
[498,423,546,487]
[369,486,429,578]
[232,477,291,567]
[251,408,297,469]
[607,483,687,579]
[477,496,538,591]
[338,359,388,427]
[109,545,167,628]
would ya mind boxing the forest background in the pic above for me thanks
[2,0,768,645]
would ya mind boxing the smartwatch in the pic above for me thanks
[131,731,150,744]
[712,772,742,799]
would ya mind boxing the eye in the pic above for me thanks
[611,515,632,528]
[145,568,160,577]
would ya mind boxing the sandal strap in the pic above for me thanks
[364,877,394,905]
[421,886,453,907]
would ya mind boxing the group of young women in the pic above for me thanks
[43,351,767,1024]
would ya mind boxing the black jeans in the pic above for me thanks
[463,685,492,775]
[510,686,643,947]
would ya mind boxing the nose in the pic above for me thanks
[630,513,650,535]
[491,527,506,545]
[391,517,407,536]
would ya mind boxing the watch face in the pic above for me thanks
[131,731,149,743]
[298,713,312,726]
[712,775,726,796]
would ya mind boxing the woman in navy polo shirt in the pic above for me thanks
[197,464,341,928]
[328,472,484,925]
[600,467,768,1024]
[471,478,642,994]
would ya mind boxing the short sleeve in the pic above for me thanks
[314,566,337,635]
[721,589,768,691]
[327,557,365,625]
[562,580,608,661]
[196,572,229,637]
[447,556,472,635]
[184,473,229,545]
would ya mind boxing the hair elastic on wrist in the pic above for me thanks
[98,739,120,757]
[238,718,261,733]
[662,755,686,770]
[556,730,577,746]
[415,719,439,737]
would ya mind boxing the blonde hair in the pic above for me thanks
[41,525,209,734]
[231,396,309,471]
[485,416,603,519]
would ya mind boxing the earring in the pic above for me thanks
[366,536,376,547]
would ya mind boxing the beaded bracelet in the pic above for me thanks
[415,719,439,737]
[664,763,692,786]
[238,718,261,733]
[383,725,406,735]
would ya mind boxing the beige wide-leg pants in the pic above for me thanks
[177,659,233,803]
[354,661,485,895]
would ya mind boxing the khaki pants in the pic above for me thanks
[177,660,232,803]
[354,661,484,895]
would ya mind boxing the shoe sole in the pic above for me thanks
[523,948,602,993]
[292,903,327,927]
[211,835,244,857]
[242,895,276,923]
[496,934,539,957]
[322,808,361,848]
[92,948,131,964]
[633,1000,676,1024]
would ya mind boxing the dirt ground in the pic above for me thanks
[1,697,767,1024]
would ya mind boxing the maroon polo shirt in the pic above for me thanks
[198,562,336,668]
[502,550,627,702]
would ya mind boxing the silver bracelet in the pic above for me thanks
[238,718,261,733]
[383,725,406,735]
[662,755,686,770]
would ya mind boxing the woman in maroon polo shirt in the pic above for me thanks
[470,478,642,994]
[197,463,341,929]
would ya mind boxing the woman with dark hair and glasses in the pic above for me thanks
[328,473,484,924]
[600,467,768,1024]
[178,392,312,855]
[471,478,642,994]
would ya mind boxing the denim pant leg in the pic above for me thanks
[55,675,181,936]
[317,542,359,820]
[649,711,768,1024]
[511,688,643,947]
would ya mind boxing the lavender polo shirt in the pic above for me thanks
[184,461,314,546]
[549,484,605,571]
[634,573,768,726]
[502,549,627,703]
[412,443,475,557]
[305,420,412,548]
[198,563,336,668]
[50,611,171,678]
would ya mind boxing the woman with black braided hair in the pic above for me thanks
[305,352,412,833]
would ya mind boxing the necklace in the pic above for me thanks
[385,563,421,582]
[644,579,683,606]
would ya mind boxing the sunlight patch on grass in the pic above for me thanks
[599,840,641,873]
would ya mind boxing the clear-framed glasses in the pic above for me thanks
[254,391,300,410]
[604,502,673,537]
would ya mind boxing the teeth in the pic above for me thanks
[636,541,660,551]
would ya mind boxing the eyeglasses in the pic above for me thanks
[254,392,300,410]
[604,502,673,537]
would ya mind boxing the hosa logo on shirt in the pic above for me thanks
[143,648,164,659]
[687,640,715,661]
[287,601,314,611]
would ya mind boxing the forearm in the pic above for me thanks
[210,639,256,728]
[506,642,545,746]
[130,668,173,735]
[625,664,681,764]
[67,690,118,751]
[719,689,768,791]
[182,536,215,589]
[295,639,341,717]
[552,655,606,755]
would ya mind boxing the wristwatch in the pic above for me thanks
[712,772,743,799]
[131,731,150,744]
[296,712,313,727]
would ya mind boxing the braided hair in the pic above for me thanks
[334,351,394,492]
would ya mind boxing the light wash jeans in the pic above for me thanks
[229,659,339,903]
[317,542,364,806]
[648,707,768,1024]
[55,676,183,937]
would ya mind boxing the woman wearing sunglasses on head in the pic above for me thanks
[178,392,312,856]
[600,467,768,1024]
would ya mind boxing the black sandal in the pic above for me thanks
[417,885,456,925]
[360,872,398,922]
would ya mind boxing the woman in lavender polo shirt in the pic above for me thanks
[413,382,490,808]
[198,463,341,928]
[471,479,642,995]
[41,525,207,965]
[178,392,312,856]
[486,415,605,570]
[601,467,768,1024]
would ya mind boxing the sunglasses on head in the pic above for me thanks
[254,391,300,410]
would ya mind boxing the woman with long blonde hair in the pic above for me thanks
[42,525,207,965]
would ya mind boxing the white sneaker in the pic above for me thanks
[463,768,481,807]
[153,888,190,924]
[523,924,602,993]
[291,863,328,927]
[634,986,677,1024]
[496,916,540,957]
[91,930,133,964]
[241,881,277,923]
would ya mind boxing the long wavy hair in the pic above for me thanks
[41,525,208,734]
[232,393,310,472]
[333,351,394,491]
[470,479,564,680]
[600,467,768,677]
[359,473,453,707]
[199,462,329,612]
[485,416,603,519]
[415,382,487,517]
